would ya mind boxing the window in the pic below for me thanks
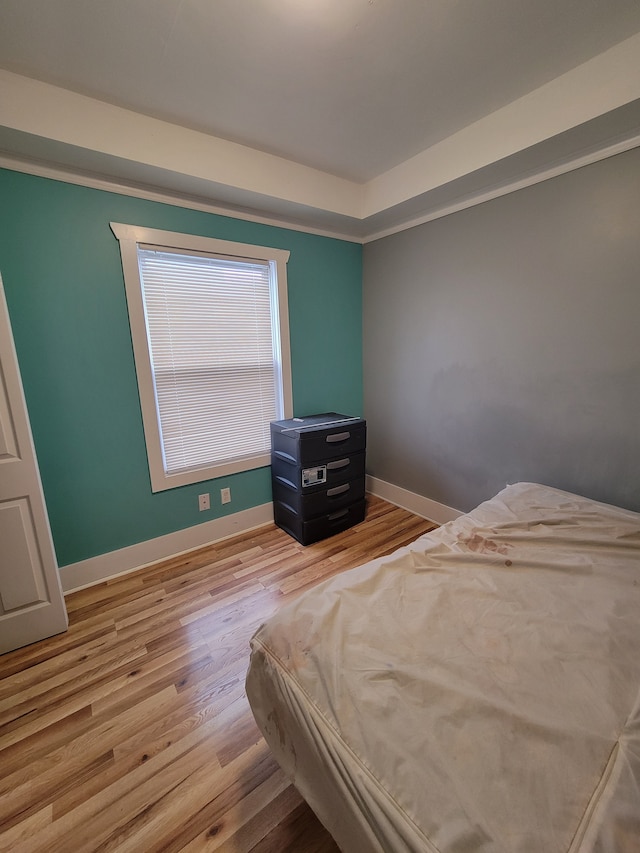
[111,223,292,492]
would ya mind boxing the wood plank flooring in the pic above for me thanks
[0,496,436,852]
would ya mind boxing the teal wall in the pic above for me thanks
[0,168,363,567]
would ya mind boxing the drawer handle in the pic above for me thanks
[326,458,349,470]
[328,509,349,522]
[326,431,350,443]
[327,483,350,497]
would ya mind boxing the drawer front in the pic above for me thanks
[274,499,366,546]
[271,450,365,492]
[298,423,366,465]
[272,476,365,518]
[271,421,366,466]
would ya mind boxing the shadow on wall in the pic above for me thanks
[423,362,640,513]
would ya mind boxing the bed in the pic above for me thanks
[246,483,640,852]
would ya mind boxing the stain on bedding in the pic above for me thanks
[252,650,298,777]
[460,530,513,556]
[267,615,319,672]
[267,709,288,752]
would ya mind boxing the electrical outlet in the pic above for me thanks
[198,493,210,511]
[220,487,231,505]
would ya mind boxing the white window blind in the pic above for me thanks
[111,223,292,492]
[138,247,281,475]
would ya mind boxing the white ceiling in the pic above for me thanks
[1,0,640,239]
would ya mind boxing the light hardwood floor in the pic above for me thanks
[0,496,436,852]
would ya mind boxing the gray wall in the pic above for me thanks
[363,146,640,514]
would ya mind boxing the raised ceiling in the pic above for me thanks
[1,0,640,239]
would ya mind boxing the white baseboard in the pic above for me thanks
[366,475,462,525]
[60,482,460,594]
[60,503,274,594]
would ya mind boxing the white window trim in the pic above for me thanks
[111,222,293,491]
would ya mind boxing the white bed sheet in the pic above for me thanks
[246,483,640,852]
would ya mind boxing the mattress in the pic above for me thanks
[246,483,640,852]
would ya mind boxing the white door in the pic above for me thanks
[0,273,68,654]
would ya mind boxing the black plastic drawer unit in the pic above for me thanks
[270,413,367,545]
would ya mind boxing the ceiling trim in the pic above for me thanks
[362,130,640,243]
[3,121,640,247]
[363,31,640,216]
[1,30,640,243]
[0,153,364,243]
[0,70,363,219]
